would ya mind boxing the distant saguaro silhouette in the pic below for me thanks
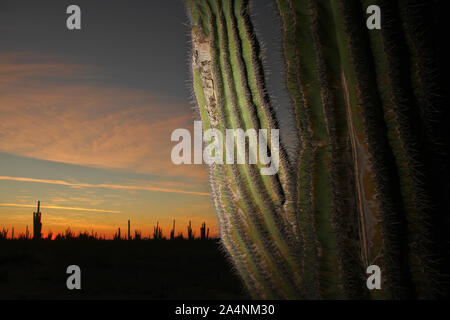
[187,221,193,240]
[153,221,162,240]
[33,201,42,240]
[200,222,209,240]
[170,219,175,240]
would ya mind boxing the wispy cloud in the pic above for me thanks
[0,202,121,213]
[0,52,99,87]
[0,176,210,196]
[0,52,208,182]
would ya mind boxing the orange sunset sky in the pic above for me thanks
[0,1,218,238]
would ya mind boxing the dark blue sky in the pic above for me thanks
[0,0,293,115]
[0,0,192,102]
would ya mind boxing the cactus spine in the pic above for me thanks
[187,0,449,299]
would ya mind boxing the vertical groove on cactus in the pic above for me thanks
[330,0,416,299]
[360,0,437,298]
[187,0,449,299]
[280,0,350,299]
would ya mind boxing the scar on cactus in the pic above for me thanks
[186,0,449,299]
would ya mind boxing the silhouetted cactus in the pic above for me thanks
[18,232,28,240]
[170,219,176,240]
[113,227,121,240]
[134,230,142,240]
[153,222,163,240]
[187,0,449,299]
[77,231,90,240]
[187,221,194,240]
[64,228,75,240]
[33,201,42,240]
[0,227,7,240]
[200,222,209,240]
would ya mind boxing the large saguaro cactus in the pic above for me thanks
[187,0,449,299]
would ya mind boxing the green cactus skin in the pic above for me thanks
[187,0,449,299]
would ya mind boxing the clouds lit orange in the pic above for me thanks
[0,52,216,239]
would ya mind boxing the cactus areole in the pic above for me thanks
[186,0,450,299]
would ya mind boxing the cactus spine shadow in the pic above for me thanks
[187,0,449,299]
